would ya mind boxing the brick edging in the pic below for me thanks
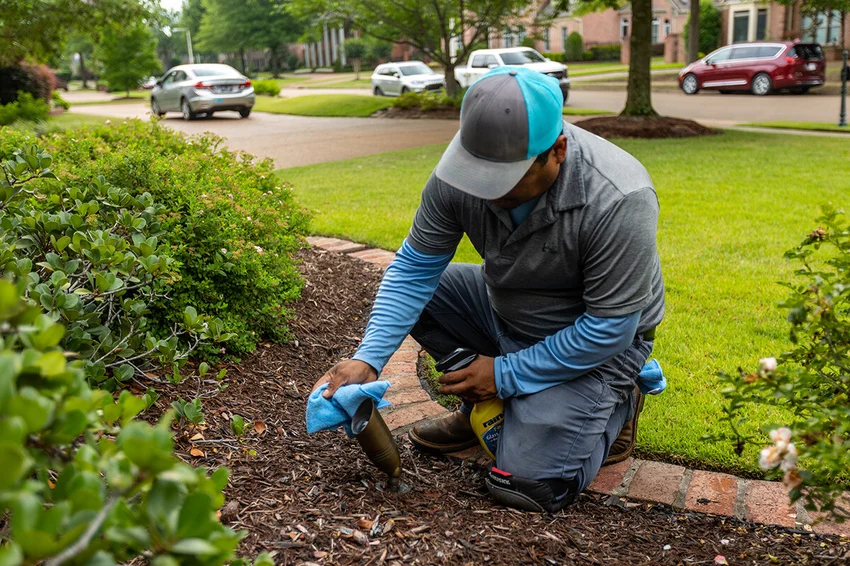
[307,236,848,537]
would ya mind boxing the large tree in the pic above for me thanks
[196,0,302,74]
[290,0,544,97]
[0,0,155,66]
[97,21,161,97]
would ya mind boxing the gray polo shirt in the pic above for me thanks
[408,121,665,341]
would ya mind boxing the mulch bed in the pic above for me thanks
[146,248,848,565]
[373,107,460,120]
[574,116,719,139]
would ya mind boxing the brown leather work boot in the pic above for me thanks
[409,410,479,453]
[604,389,645,466]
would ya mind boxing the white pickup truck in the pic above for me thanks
[454,47,571,103]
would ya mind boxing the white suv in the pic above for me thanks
[454,48,570,103]
[371,61,446,96]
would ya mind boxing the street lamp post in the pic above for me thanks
[173,27,195,65]
[839,50,848,128]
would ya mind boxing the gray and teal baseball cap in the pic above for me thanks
[435,66,564,200]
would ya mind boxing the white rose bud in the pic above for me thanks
[759,357,777,372]
[770,427,792,446]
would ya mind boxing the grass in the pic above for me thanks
[568,58,683,77]
[6,112,109,133]
[309,79,374,89]
[252,94,391,117]
[277,131,850,474]
[563,107,614,116]
[70,91,150,106]
[742,121,850,134]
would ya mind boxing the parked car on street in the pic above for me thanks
[140,75,158,89]
[454,47,570,103]
[679,41,825,96]
[371,61,446,96]
[151,64,255,120]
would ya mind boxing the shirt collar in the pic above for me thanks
[550,121,587,212]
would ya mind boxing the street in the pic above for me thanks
[69,88,846,168]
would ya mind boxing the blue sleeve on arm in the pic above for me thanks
[352,239,453,373]
[495,311,641,398]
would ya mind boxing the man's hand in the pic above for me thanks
[438,355,498,404]
[312,359,378,399]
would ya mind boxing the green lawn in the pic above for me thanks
[568,58,683,77]
[743,121,850,134]
[563,107,614,116]
[70,91,150,106]
[7,112,109,133]
[309,79,374,89]
[277,131,850,475]
[252,94,391,117]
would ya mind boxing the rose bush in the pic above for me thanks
[719,206,850,522]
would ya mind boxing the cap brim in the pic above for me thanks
[435,132,536,200]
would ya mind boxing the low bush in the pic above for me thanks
[0,121,309,358]
[0,92,50,126]
[0,64,56,105]
[719,207,850,522]
[588,44,621,61]
[565,32,584,62]
[390,90,463,111]
[651,42,666,57]
[541,52,564,62]
[52,90,70,110]
[252,79,280,97]
[0,279,270,565]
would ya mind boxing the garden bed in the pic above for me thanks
[574,116,719,139]
[143,247,846,564]
[373,106,460,120]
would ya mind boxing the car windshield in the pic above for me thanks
[398,63,434,76]
[500,50,547,65]
[192,65,241,77]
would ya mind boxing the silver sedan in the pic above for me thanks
[371,62,445,97]
[151,64,255,120]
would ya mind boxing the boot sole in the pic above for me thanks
[408,430,480,454]
[485,478,546,513]
[603,392,645,466]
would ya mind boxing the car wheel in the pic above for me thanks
[239,108,251,118]
[401,87,410,94]
[751,73,772,96]
[719,90,733,95]
[181,98,196,120]
[681,74,699,95]
[374,86,384,96]
[151,97,164,117]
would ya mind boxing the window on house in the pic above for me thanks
[732,11,750,43]
[756,9,767,40]
[504,28,513,48]
[621,18,629,39]
[561,27,567,51]
[804,10,843,44]
[544,28,550,51]
[651,17,659,44]
[664,19,671,37]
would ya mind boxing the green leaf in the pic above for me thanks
[115,364,134,382]
[31,323,65,350]
[230,414,245,436]
[198,362,209,377]
[0,444,30,491]
[142,388,159,410]
[253,552,275,566]
[7,387,53,433]
[0,543,22,566]
[169,538,218,555]
[210,467,229,492]
[84,551,116,566]
[34,351,67,377]
[177,492,214,539]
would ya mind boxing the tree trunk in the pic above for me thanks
[79,52,88,89]
[444,62,459,98]
[622,0,658,117]
[271,47,280,78]
[240,48,247,74]
[353,59,361,80]
[688,0,700,63]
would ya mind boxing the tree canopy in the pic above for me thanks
[97,21,161,96]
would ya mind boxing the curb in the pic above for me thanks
[308,235,849,537]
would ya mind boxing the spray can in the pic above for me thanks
[435,348,505,459]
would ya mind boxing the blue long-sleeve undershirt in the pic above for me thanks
[352,240,641,399]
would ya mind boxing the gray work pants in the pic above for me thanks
[410,263,653,492]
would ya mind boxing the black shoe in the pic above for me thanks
[485,464,579,513]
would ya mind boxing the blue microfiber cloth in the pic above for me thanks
[306,381,392,437]
[638,359,666,395]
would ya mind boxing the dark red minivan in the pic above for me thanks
[679,41,826,96]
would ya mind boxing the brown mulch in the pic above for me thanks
[146,248,848,565]
[574,116,719,139]
[373,107,460,120]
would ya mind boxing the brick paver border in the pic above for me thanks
[308,236,848,537]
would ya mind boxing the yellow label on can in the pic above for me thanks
[470,399,505,460]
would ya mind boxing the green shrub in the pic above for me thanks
[0,121,309,358]
[583,50,594,61]
[719,207,850,522]
[564,32,584,62]
[684,1,722,57]
[541,52,564,62]
[588,44,621,62]
[390,90,463,111]
[1,144,233,390]
[0,64,55,105]
[0,92,50,126]
[52,90,70,110]
[0,279,261,565]
[252,79,280,97]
